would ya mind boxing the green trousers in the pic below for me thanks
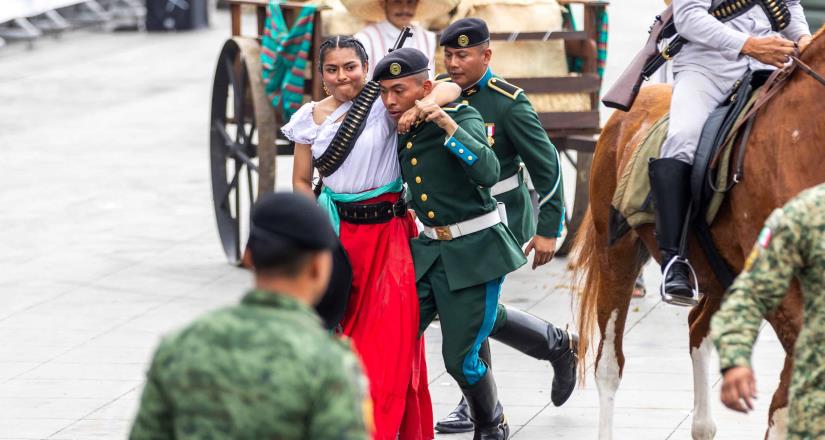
[418,257,508,387]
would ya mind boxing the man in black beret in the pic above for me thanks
[433,17,579,434]
[131,192,370,440]
[375,48,572,440]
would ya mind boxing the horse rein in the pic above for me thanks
[790,55,825,88]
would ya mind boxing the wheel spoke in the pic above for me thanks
[219,161,242,212]
[246,165,255,205]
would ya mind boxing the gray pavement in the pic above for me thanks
[0,5,786,440]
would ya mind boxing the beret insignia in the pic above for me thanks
[458,34,469,47]
[390,63,402,76]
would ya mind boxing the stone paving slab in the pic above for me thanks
[0,4,791,440]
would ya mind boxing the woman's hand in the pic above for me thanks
[416,100,458,136]
[398,105,422,134]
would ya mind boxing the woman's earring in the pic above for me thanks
[323,83,330,96]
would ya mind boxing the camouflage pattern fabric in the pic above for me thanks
[712,183,825,439]
[130,290,370,440]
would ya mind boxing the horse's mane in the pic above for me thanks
[806,23,825,56]
[812,23,825,41]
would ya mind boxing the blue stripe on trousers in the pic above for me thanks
[462,277,505,385]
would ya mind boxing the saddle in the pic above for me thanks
[609,70,770,245]
[690,69,771,222]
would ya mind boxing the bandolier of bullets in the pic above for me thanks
[710,0,790,30]
[313,80,382,177]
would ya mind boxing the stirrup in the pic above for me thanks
[659,256,700,307]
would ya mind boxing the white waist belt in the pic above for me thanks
[490,173,520,196]
[423,209,502,241]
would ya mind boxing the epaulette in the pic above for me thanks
[442,102,467,113]
[487,77,523,100]
[434,73,453,83]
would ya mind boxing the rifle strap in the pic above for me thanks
[313,80,382,178]
[642,0,791,79]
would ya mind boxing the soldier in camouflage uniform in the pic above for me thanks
[711,183,825,439]
[130,192,369,440]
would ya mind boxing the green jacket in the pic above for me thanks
[130,290,369,440]
[398,103,526,291]
[436,69,565,244]
[712,183,825,439]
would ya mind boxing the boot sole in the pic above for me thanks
[434,424,475,434]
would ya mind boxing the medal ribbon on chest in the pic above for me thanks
[486,123,495,146]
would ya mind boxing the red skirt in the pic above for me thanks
[338,193,433,440]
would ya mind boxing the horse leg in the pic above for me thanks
[763,286,802,440]
[687,294,722,440]
[594,236,645,440]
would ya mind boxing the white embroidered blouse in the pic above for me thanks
[281,99,400,194]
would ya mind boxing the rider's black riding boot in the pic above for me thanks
[489,306,578,406]
[649,158,697,306]
[435,341,490,433]
[461,369,509,440]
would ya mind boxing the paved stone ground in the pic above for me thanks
[0,4,787,439]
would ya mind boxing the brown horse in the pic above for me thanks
[571,27,825,439]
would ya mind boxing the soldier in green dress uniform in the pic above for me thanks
[373,48,577,440]
[712,183,825,439]
[130,193,369,440]
[432,18,573,433]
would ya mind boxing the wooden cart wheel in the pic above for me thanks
[555,150,592,257]
[210,38,277,265]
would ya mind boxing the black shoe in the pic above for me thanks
[435,341,492,433]
[649,158,697,307]
[489,306,578,406]
[434,398,473,433]
[461,371,509,440]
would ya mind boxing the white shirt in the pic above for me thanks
[355,21,436,80]
[281,99,400,194]
[673,0,810,82]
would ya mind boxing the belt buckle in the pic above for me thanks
[391,200,407,217]
[434,226,453,241]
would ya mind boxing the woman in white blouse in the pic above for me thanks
[283,36,460,440]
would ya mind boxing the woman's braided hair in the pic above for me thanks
[317,35,369,72]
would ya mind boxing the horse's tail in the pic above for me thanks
[570,208,602,385]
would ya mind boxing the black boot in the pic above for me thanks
[489,306,578,406]
[435,341,491,433]
[649,158,697,306]
[461,370,509,440]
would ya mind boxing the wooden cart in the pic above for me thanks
[210,0,606,264]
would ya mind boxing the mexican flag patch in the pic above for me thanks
[757,227,773,249]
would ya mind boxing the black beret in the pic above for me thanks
[440,18,490,49]
[247,192,337,267]
[372,47,430,82]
